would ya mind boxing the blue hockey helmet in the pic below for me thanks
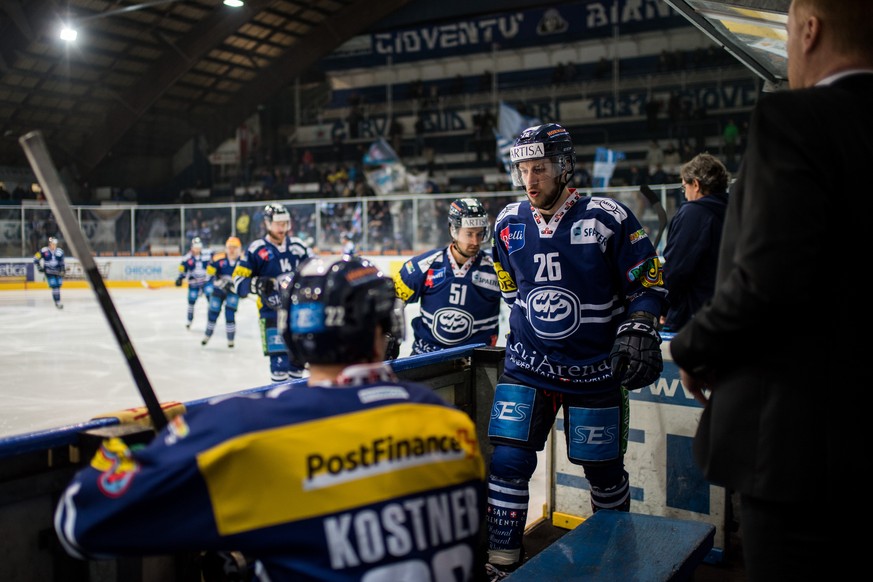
[282,255,405,366]
[508,123,576,188]
[448,197,491,244]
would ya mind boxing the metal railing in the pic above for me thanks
[0,185,678,259]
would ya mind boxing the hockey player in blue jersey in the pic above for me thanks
[233,203,313,382]
[175,236,213,329]
[54,255,488,582]
[202,236,243,348]
[394,197,502,355]
[33,235,65,309]
[485,123,667,577]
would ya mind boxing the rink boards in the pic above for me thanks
[550,336,728,559]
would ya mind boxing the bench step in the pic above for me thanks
[506,511,715,581]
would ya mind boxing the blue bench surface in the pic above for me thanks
[506,511,715,582]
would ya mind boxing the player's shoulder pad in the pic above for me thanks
[414,249,443,272]
[478,252,495,267]
[247,239,267,252]
[287,236,312,255]
[212,252,227,261]
[495,201,522,223]
[587,196,630,224]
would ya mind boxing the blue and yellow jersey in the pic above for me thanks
[55,370,486,581]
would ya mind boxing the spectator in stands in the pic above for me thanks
[594,57,610,79]
[648,164,669,186]
[450,73,465,95]
[670,1,873,580]
[663,142,682,180]
[388,116,404,154]
[645,97,661,134]
[646,140,665,176]
[479,70,493,92]
[551,62,566,85]
[660,153,729,332]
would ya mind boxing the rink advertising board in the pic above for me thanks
[551,338,728,559]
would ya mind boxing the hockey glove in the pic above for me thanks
[252,276,282,310]
[174,276,184,287]
[385,333,401,361]
[36,265,44,273]
[609,314,663,390]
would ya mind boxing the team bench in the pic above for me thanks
[505,510,716,581]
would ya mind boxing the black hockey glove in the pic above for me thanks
[385,333,401,361]
[174,276,184,287]
[252,276,282,310]
[609,314,663,390]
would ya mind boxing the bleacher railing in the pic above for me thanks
[0,185,678,259]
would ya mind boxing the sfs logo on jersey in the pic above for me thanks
[499,224,525,255]
[527,286,581,339]
[432,307,474,344]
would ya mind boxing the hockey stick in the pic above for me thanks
[19,131,168,432]
[640,184,669,249]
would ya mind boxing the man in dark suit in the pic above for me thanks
[669,1,873,580]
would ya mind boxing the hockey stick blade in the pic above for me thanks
[19,131,168,432]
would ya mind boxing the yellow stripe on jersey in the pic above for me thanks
[197,402,484,536]
[393,271,414,302]
[493,260,517,293]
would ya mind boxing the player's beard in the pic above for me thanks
[453,241,479,260]
[527,176,564,216]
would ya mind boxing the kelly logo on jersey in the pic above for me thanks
[499,224,526,255]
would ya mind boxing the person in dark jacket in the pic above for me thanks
[660,153,729,331]
[670,1,873,580]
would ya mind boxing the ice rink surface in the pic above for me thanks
[0,285,446,438]
[1,286,276,438]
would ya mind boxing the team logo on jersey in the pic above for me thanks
[499,224,526,255]
[425,268,445,288]
[432,307,474,344]
[257,247,272,261]
[92,438,140,498]
[627,256,664,287]
[526,286,581,339]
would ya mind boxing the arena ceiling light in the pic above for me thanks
[58,0,246,43]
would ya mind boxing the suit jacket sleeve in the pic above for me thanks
[670,90,829,374]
